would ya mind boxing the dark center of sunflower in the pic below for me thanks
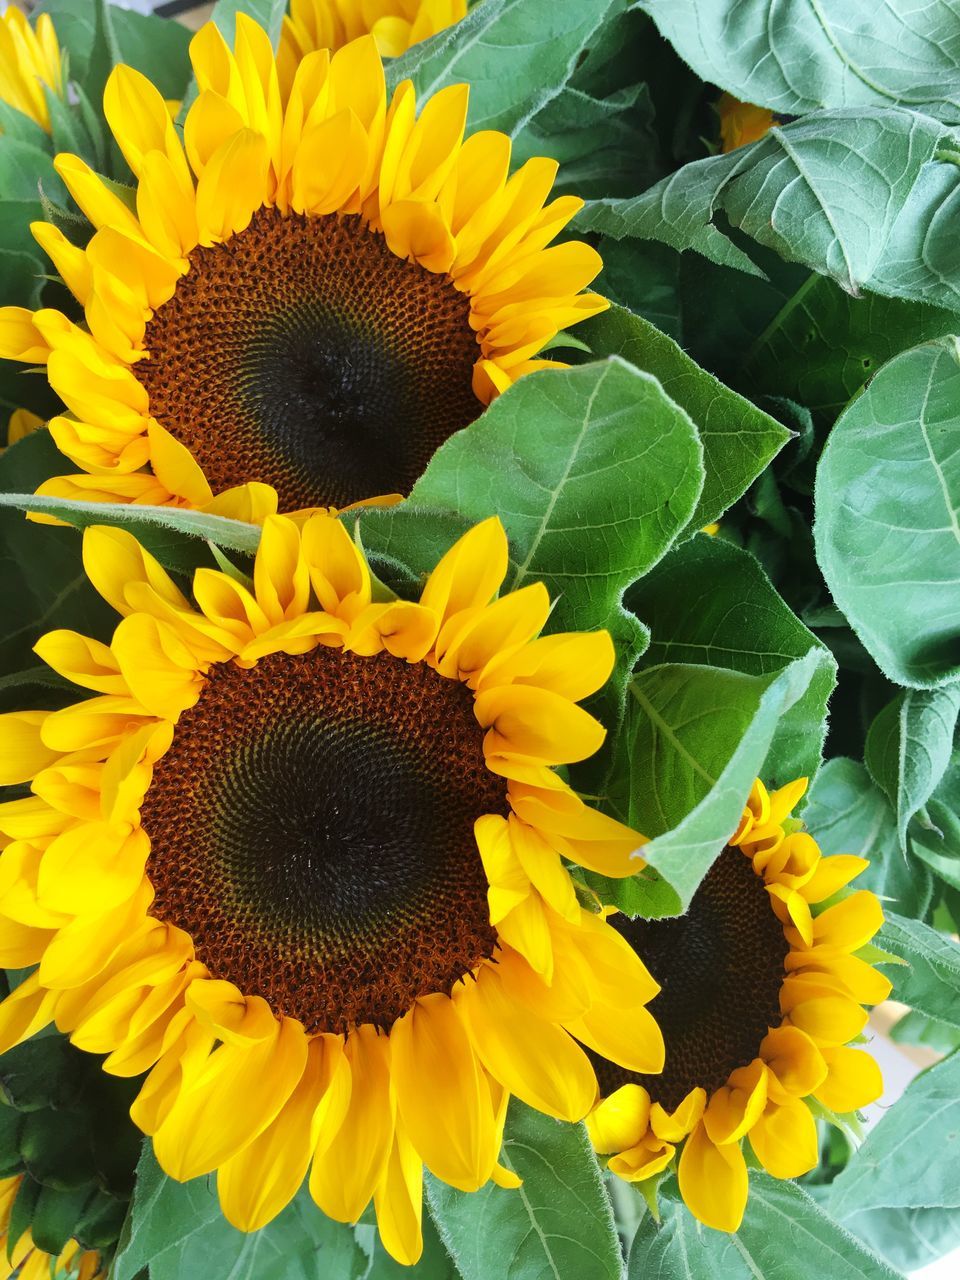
[590,846,789,1112]
[138,207,479,511]
[139,647,506,1034]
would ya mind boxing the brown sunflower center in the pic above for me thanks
[139,207,480,511]
[591,845,789,1112]
[139,646,505,1034]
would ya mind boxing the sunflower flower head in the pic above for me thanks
[0,515,662,1266]
[586,777,889,1233]
[280,0,468,74]
[0,15,606,521]
[0,7,63,133]
[0,1176,103,1280]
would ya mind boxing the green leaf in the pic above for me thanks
[0,248,46,311]
[627,534,835,783]
[410,358,704,634]
[576,304,789,529]
[829,1050,960,1219]
[815,337,960,688]
[113,1146,366,1280]
[742,276,959,426]
[426,1100,622,1280]
[361,1216,457,1279]
[84,0,122,120]
[876,913,960,1029]
[596,651,825,917]
[865,687,960,852]
[803,759,934,920]
[30,1184,99,1257]
[0,136,68,206]
[0,432,116,676]
[208,0,288,47]
[844,1205,960,1275]
[387,0,616,136]
[637,0,960,123]
[0,490,261,574]
[350,506,474,597]
[632,1175,903,1279]
[578,110,955,307]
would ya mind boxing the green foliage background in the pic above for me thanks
[1,0,960,1277]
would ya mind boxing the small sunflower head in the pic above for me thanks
[0,15,606,520]
[587,777,889,1233]
[0,514,662,1267]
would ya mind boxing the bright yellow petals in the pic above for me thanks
[0,712,58,784]
[815,1046,884,1113]
[0,8,63,131]
[455,965,596,1122]
[678,1122,749,1233]
[589,774,885,1236]
[217,1035,343,1231]
[586,1084,651,1155]
[392,995,498,1192]
[15,16,602,518]
[749,1098,819,1178]
[718,93,775,152]
[309,1024,394,1223]
[0,513,664,1266]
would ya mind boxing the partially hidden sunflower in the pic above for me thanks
[0,15,606,521]
[586,777,889,1232]
[280,0,467,70]
[0,1177,103,1280]
[0,7,63,134]
[717,92,774,152]
[0,515,663,1265]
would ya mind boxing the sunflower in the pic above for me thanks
[280,0,467,73]
[0,515,662,1265]
[0,15,605,521]
[586,777,889,1233]
[0,7,63,134]
[717,93,774,152]
[0,1177,103,1280]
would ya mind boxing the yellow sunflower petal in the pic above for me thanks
[195,128,270,247]
[391,992,498,1192]
[419,517,508,627]
[154,1015,309,1181]
[309,1022,394,1223]
[677,1121,748,1233]
[749,1098,819,1179]
[373,1122,423,1267]
[703,1059,768,1146]
[0,712,58,784]
[454,963,596,1122]
[586,1084,651,1155]
[815,1046,884,1113]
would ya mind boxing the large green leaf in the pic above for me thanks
[877,913,960,1029]
[409,358,704,634]
[426,1101,622,1280]
[595,650,825,918]
[844,1204,960,1275]
[113,1146,365,1280]
[386,0,615,135]
[577,110,960,310]
[637,0,960,123]
[631,1176,903,1279]
[627,535,835,783]
[814,337,960,688]
[865,687,960,852]
[742,276,959,425]
[803,759,934,920]
[829,1051,960,1220]
[576,305,789,529]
